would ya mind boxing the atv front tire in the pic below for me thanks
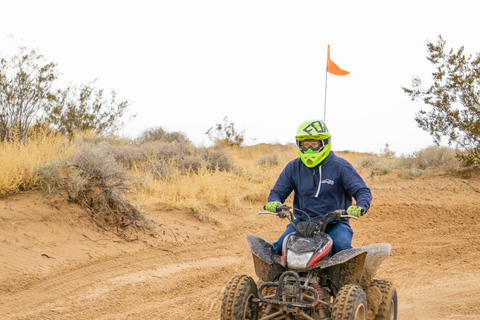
[331,284,368,320]
[221,274,259,320]
[371,280,397,320]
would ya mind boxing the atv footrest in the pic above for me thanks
[258,271,318,308]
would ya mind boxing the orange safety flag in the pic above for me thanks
[327,45,350,76]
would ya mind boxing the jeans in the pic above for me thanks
[272,219,353,255]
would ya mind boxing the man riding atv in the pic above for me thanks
[265,119,372,255]
[220,120,397,320]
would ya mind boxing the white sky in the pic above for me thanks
[1,1,479,155]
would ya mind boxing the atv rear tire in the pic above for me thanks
[371,280,397,320]
[221,274,259,320]
[331,284,368,320]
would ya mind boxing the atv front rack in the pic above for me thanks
[258,271,321,309]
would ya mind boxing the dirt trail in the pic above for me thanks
[1,169,480,319]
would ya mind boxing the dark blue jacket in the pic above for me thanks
[268,151,372,223]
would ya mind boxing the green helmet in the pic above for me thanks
[295,120,331,168]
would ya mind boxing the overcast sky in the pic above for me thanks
[1,1,479,155]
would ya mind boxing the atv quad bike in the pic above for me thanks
[221,205,397,320]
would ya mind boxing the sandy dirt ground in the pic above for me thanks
[1,158,480,319]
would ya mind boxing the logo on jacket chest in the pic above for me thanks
[321,179,334,185]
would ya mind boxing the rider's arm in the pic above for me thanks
[341,162,372,213]
[268,162,295,203]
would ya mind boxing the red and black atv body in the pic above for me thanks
[221,207,398,320]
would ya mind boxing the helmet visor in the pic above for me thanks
[297,138,330,153]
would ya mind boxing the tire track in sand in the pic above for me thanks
[0,225,251,320]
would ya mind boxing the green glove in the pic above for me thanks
[347,205,365,218]
[265,201,282,213]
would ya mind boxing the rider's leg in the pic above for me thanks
[325,221,354,254]
[272,220,300,255]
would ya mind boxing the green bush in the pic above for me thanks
[402,35,480,168]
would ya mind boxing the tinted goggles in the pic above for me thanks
[297,138,331,152]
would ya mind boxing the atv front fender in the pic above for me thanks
[247,235,285,282]
[319,243,391,294]
[359,243,392,289]
[319,248,368,295]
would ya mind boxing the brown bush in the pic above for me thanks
[136,127,191,144]
[257,153,279,167]
[397,146,458,170]
[45,144,155,239]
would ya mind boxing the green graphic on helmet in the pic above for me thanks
[295,120,331,168]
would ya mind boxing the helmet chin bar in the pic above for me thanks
[297,143,331,168]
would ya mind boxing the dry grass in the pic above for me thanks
[0,132,73,195]
[133,144,298,216]
[1,129,468,231]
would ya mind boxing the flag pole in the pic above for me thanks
[324,44,350,122]
[324,46,329,121]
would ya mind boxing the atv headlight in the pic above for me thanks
[286,250,314,269]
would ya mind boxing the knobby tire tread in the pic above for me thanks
[371,279,397,320]
[331,284,367,320]
[220,274,257,320]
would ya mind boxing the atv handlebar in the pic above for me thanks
[260,205,357,220]
[259,206,357,235]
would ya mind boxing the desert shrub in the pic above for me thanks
[72,144,128,183]
[72,140,193,170]
[137,126,191,144]
[205,117,245,147]
[143,160,177,179]
[178,156,204,173]
[72,130,132,146]
[380,143,396,159]
[37,160,70,194]
[356,156,384,170]
[149,147,234,175]
[83,141,147,168]
[355,155,390,176]
[200,148,234,171]
[257,153,279,167]
[148,141,194,161]
[413,146,457,169]
[397,146,457,170]
[45,144,154,238]
[398,168,428,179]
